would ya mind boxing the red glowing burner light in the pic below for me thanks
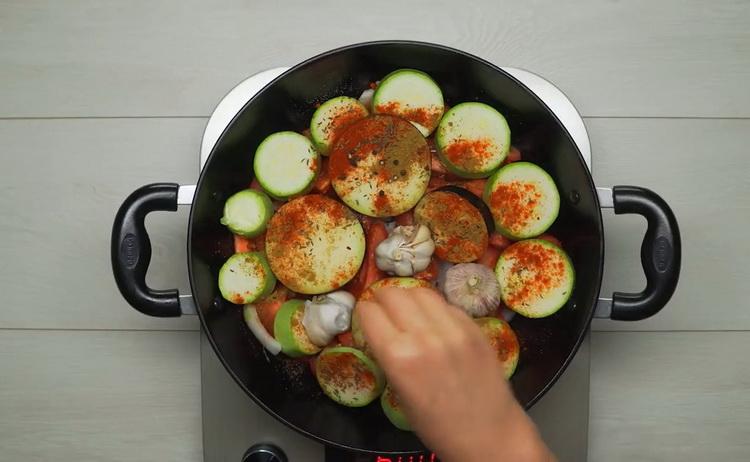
[375,454,438,462]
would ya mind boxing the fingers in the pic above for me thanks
[373,287,431,332]
[356,300,399,357]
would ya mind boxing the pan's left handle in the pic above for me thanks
[111,183,197,317]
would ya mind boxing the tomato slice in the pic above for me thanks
[313,157,331,194]
[394,210,415,226]
[489,233,514,250]
[255,286,290,335]
[477,245,501,269]
[346,220,388,298]
[336,331,355,347]
[461,179,487,198]
[538,233,562,248]
[414,258,439,281]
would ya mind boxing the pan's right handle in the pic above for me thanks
[595,186,681,321]
[111,183,196,317]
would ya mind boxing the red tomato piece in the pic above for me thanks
[489,233,514,250]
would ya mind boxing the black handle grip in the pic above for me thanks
[111,183,182,317]
[610,186,681,321]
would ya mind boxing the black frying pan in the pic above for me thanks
[111,41,680,454]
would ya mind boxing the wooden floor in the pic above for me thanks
[1,1,749,460]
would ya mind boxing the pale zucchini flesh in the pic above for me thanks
[373,69,445,136]
[253,131,319,199]
[315,346,385,407]
[436,102,510,178]
[218,252,276,305]
[483,162,560,239]
[310,96,368,154]
[495,239,574,318]
[475,317,520,378]
[330,115,431,217]
[273,299,321,357]
[265,195,365,294]
[220,189,273,237]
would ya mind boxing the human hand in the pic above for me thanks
[356,287,555,462]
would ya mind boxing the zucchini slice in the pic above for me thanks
[220,189,273,237]
[273,299,321,357]
[218,252,276,305]
[315,346,385,407]
[330,115,431,217]
[310,96,369,154]
[353,277,433,350]
[483,162,560,239]
[495,239,575,318]
[265,194,365,294]
[414,190,489,263]
[373,69,445,136]
[435,102,511,178]
[475,317,520,378]
[381,384,411,431]
[253,131,319,200]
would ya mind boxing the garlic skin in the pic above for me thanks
[375,225,436,276]
[444,263,502,317]
[302,291,356,347]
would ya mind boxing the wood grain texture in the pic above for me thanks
[589,331,750,461]
[0,330,202,462]
[1,0,748,118]
[0,119,203,330]
[589,118,750,331]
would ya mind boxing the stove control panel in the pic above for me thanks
[325,448,439,462]
[242,443,287,462]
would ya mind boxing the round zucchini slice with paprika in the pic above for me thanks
[273,299,321,357]
[381,384,412,431]
[218,252,276,305]
[220,189,273,237]
[495,239,575,318]
[310,96,369,154]
[414,189,489,263]
[265,194,365,295]
[315,346,385,407]
[436,102,510,178]
[372,69,445,136]
[253,131,319,200]
[353,277,434,350]
[330,115,431,217]
[483,162,560,239]
[475,317,520,378]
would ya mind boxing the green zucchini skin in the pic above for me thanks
[220,189,273,237]
[315,346,385,407]
[495,239,575,318]
[436,102,510,178]
[483,162,560,239]
[273,299,321,357]
[218,252,276,305]
[253,131,319,200]
[310,96,368,154]
[373,69,445,136]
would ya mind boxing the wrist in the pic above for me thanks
[456,403,553,462]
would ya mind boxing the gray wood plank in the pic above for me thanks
[0,329,202,462]
[0,118,203,330]
[1,0,748,118]
[590,118,750,331]
[589,331,750,461]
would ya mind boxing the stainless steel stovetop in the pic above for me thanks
[198,67,592,462]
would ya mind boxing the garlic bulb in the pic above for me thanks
[301,291,356,347]
[443,263,502,317]
[375,225,435,276]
